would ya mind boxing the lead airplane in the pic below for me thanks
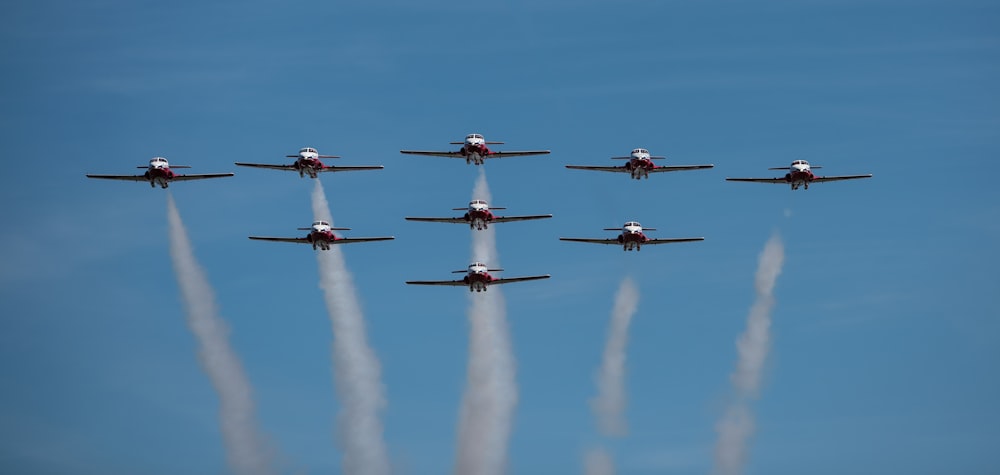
[86,157,233,188]
[405,199,552,230]
[400,133,550,165]
[406,262,550,292]
[726,160,872,190]
[235,147,383,178]
[248,221,393,250]
[566,148,714,180]
[560,221,704,251]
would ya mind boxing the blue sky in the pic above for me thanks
[1,0,998,473]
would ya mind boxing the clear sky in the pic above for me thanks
[1,0,998,474]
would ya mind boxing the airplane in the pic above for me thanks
[405,199,552,230]
[248,221,394,250]
[560,221,704,251]
[406,262,550,292]
[234,147,383,178]
[400,133,550,165]
[86,157,234,188]
[566,148,714,180]
[725,160,872,190]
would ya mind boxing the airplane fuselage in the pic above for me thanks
[617,222,650,250]
[464,205,496,230]
[785,162,816,190]
[305,230,336,250]
[460,143,491,165]
[622,150,657,179]
[463,271,496,292]
[145,158,177,188]
[624,158,656,179]
[294,153,325,178]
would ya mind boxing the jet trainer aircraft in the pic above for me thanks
[405,200,552,230]
[406,262,550,292]
[560,221,704,251]
[726,160,872,190]
[566,148,714,180]
[86,157,233,188]
[248,221,393,250]
[235,147,383,178]
[400,133,550,165]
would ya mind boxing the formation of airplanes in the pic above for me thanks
[235,147,383,179]
[566,148,714,180]
[560,221,704,251]
[400,133,550,165]
[85,157,233,188]
[726,160,872,190]
[406,262,550,292]
[405,200,552,230]
[248,221,394,250]
[86,135,873,288]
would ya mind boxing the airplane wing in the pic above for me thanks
[559,238,621,245]
[565,165,627,173]
[725,177,787,184]
[171,173,235,181]
[492,214,553,223]
[649,164,715,173]
[330,237,395,244]
[405,279,468,287]
[399,150,465,158]
[812,174,873,183]
[319,165,384,172]
[487,150,551,158]
[248,236,310,244]
[234,162,297,171]
[404,217,468,224]
[644,237,705,245]
[85,174,148,182]
[491,275,551,285]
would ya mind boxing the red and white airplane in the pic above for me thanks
[566,148,714,180]
[248,221,393,250]
[560,221,704,251]
[400,133,550,165]
[86,157,234,188]
[405,199,552,230]
[235,147,383,178]
[406,262,550,292]
[726,160,872,190]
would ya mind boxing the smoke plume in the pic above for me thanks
[713,233,785,475]
[166,194,274,475]
[583,446,615,475]
[312,181,391,475]
[591,276,640,437]
[453,169,519,475]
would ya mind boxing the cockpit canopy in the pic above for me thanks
[150,157,168,164]
[470,262,486,268]
[466,134,484,140]
[313,220,330,227]
[300,147,318,154]
[470,199,488,206]
[632,148,649,155]
[624,221,641,228]
[792,159,809,166]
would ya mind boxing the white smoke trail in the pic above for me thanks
[583,446,616,475]
[453,169,518,475]
[166,194,274,475]
[590,276,640,437]
[713,233,785,475]
[311,181,390,475]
